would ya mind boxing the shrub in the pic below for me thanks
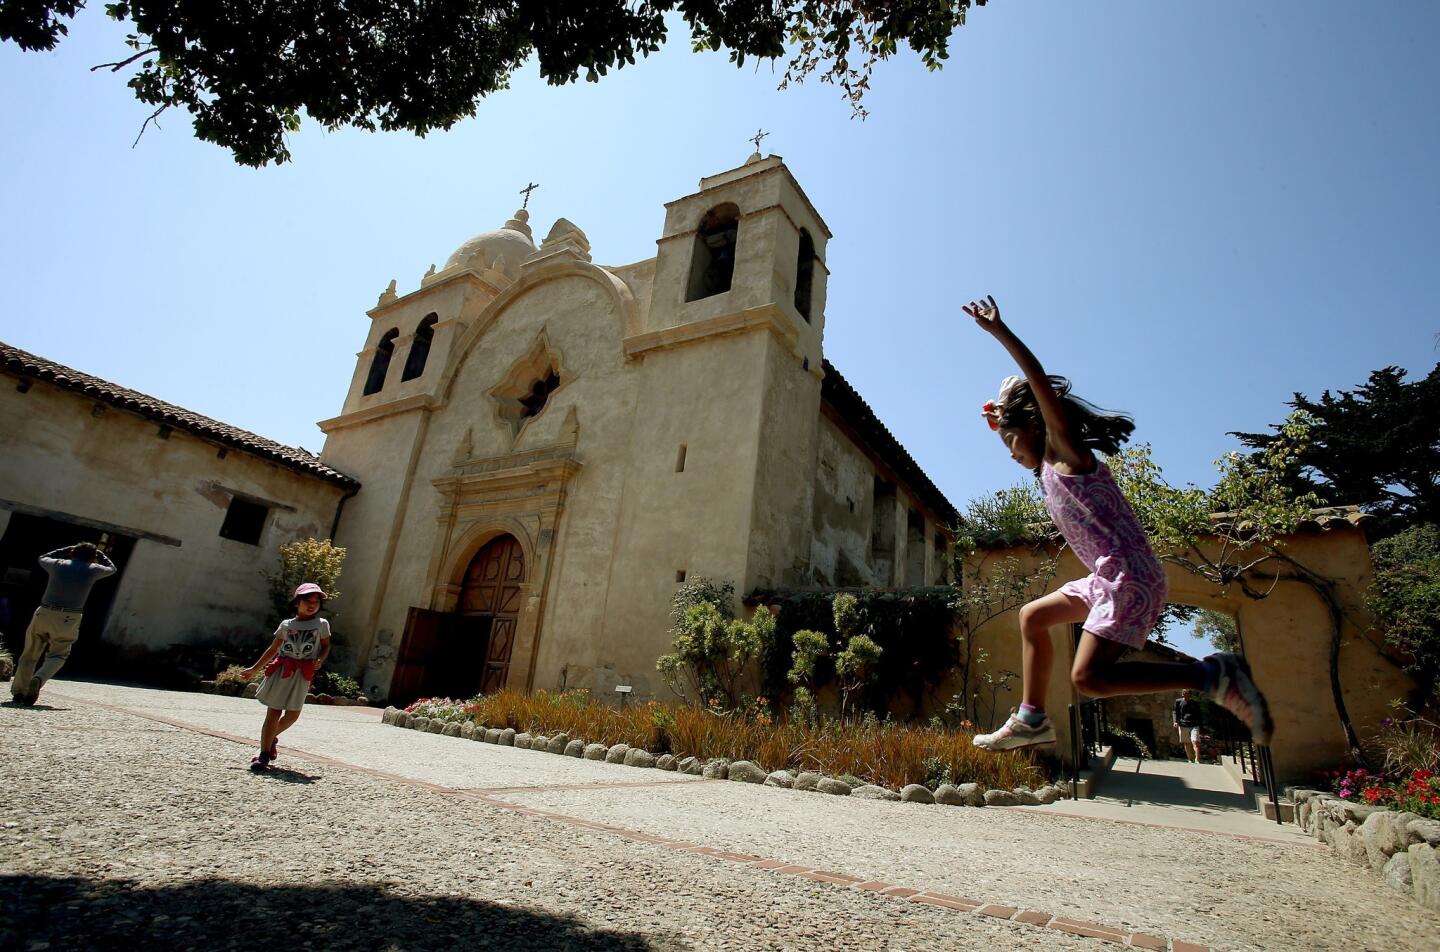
[656,586,774,708]
[0,647,14,682]
[1375,702,1440,776]
[1366,524,1440,705]
[314,669,362,698]
[215,665,251,687]
[265,538,346,628]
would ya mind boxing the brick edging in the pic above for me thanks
[76,694,1214,952]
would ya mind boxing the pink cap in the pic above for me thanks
[291,582,327,600]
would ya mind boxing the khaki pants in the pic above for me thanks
[12,606,83,698]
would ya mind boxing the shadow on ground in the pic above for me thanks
[0,875,681,951]
[1098,759,1255,814]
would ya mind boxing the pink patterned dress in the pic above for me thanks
[1041,459,1167,649]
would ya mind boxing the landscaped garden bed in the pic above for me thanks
[382,690,1065,807]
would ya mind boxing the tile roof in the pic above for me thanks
[821,360,958,525]
[1,341,359,489]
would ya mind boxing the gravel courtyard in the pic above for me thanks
[3,680,1436,952]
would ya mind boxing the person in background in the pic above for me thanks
[10,542,116,705]
[1173,687,1205,763]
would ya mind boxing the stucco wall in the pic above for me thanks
[0,378,346,653]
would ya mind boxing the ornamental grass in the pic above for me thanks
[451,690,1043,791]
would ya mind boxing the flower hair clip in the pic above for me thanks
[981,400,1000,431]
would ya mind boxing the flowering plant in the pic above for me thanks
[404,697,471,722]
[1320,766,1440,819]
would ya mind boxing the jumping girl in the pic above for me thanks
[964,295,1272,752]
[241,583,330,771]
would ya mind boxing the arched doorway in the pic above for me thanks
[460,534,526,693]
[388,533,527,705]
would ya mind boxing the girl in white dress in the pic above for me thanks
[241,583,331,771]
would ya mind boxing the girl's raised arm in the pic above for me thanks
[964,295,1089,468]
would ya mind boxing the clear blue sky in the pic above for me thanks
[3,3,1437,658]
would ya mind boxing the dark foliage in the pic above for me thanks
[1232,365,1440,538]
[4,1,987,166]
[757,587,957,715]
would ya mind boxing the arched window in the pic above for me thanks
[401,313,438,381]
[362,328,398,395]
[685,203,740,302]
[794,228,815,321]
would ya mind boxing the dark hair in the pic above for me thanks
[996,375,1135,455]
[71,542,99,559]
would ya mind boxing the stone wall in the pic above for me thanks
[1290,789,1440,912]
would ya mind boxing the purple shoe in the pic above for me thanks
[249,751,272,772]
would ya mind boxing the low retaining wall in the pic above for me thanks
[381,707,1071,808]
[1289,788,1440,911]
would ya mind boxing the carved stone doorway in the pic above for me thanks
[461,533,526,694]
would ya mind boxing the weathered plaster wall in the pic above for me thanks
[746,334,823,591]
[809,415,885,588]
[0,379,345,652]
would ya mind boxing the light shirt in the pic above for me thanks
[39,549,117,610]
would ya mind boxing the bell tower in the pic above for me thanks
[645,152,831,370]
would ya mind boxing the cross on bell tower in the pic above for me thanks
[519,182,540,209]
[748,129,768,153]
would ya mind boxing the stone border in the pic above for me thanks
[1288,787,1440,911]
[382,708,1069,809]
[77,691,1216,951]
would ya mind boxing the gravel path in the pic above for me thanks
[6,680,1438,951]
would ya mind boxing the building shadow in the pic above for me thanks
[0,875,677,951]
[1098,758,1256,814]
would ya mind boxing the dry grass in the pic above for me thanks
[458,691,1044,790]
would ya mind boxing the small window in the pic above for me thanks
[675,444,687,473]
[401,314,438,381]
[519,368,561,419]
[676,570,687,583]
[686,203,740,302]
[220,497,269,545]
[363,328,399,395]
[794,228,815,321]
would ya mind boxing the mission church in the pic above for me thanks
[0,153,957,705]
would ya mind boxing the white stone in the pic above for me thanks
[623,748,656,768]
[605,744,630,764]
[1408,843,1440,912]
[900,784,934,804]
[726,761,767,783]
[582,743,608,760]
[1383,851,1413,893]
[851,785,900,801]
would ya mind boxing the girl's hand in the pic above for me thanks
[962,294,1003,333]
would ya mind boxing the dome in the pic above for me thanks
[443,209,536,273]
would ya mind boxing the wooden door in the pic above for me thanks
[460,535,525,693]
[391,607,445,707]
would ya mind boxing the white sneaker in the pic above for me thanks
[973,712,1057,751]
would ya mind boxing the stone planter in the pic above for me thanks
[1290,788,1440,912]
